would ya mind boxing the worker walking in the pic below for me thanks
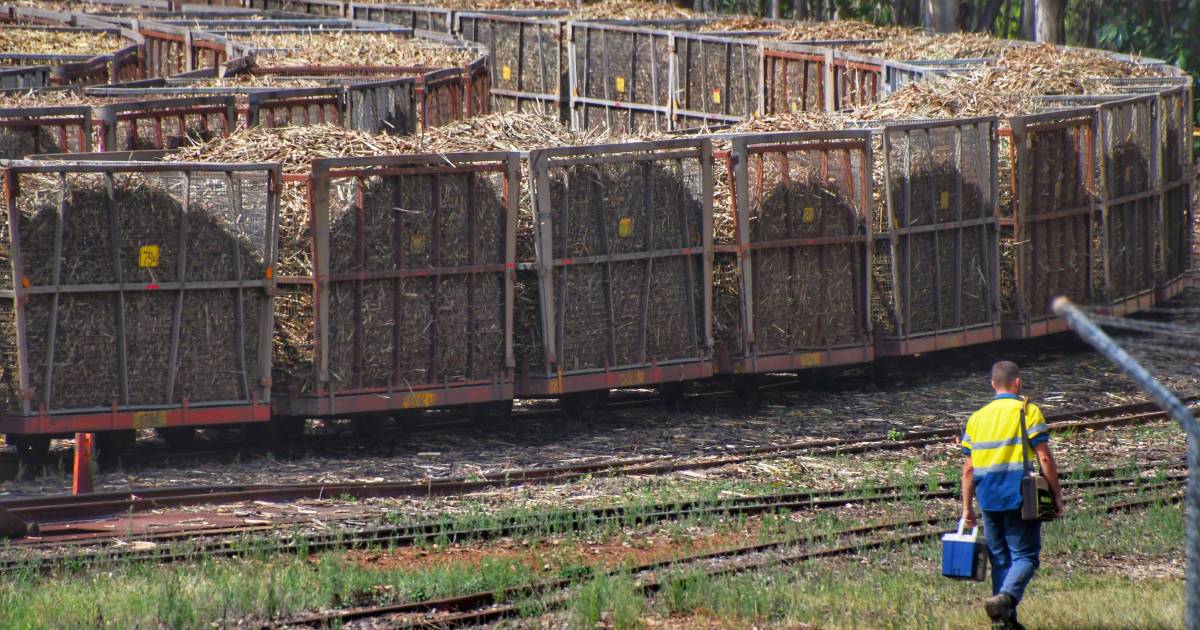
[960,361,1064,629]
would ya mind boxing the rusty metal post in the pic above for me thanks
[72,432,94,495]
[1052,296,1199,630]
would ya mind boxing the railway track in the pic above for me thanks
[267,488,1181,629]
[0,398,1188,527]
[2,467,1181,574]
[0,374,803,480]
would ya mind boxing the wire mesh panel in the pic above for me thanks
[347,77,417,134]
[293,153,517,415]
[0,106,91,159]
[464,52,490,118]
[569,22,674,134]
[882,60,927,95]
[97,96,236,151]
[1095,95,1159,313]
[458,12,562,117]
[673,33,761,128]
[1157,86,1193,300]
[0,161,278,432]
[0,67,49,90]
[721,130,873,373]
[347,3,454,34]
[1001,108,1096,339]
[247,87,345,129]
[875,117,1001,355]
[522,138,713,395]
[762,42,826,115]
[245,0,345,17]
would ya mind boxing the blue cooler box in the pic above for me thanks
[941,519,987,581]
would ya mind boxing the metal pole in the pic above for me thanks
[1052,296,1199,630]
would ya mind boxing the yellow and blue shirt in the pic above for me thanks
[961,393,1049,511]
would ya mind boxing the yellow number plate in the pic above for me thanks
[802,206,816,224]
[132,410,167,429]
[711,88,721,104]
[501,65,511,80]
[138,245,160,268]
[798,352,822,368]
[938,191,950,210]
[615,76,625,93]
[410,233,426,254]
[618,217,633,238]
[401,392,435,409]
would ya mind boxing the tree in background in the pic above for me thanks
[696,0,1198,116]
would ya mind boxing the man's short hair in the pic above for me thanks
[991,361,1021,388]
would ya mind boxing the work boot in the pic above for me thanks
[984,593,1016,627]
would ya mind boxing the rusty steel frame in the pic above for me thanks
[347,3,454,34]
[0,160,280,435]
[0,105,93,158]
[138,23,236,78]
[719,130,875,375]
[876,117,1003,357]
[672,32,763,128]
[520,138,714,397]
[247,86,344,128]
[279,152,519,417]
[457,11,563,118]
[568,21,675,133]
[829,50,883,111]
[1000,108,1097,340]
[418,66,465,128]
[96,95,237,150]
[761,42,827,115]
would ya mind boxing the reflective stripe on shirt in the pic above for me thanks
[961,396,1050,511]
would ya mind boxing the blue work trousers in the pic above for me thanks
[981,508,1042,619]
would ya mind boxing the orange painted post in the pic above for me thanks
[72,432,94,495]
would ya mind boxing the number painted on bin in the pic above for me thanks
[138,245,160,268]
[618,371,646,387]
[401,392,435,409]
[132,410,167,429]
[938,191,950,210]
[615,76,625,93]
[802,206,815,223]
[711,88,721,104]
[798,352,822,368]
[618,217,633,238]
[410,233,426,255]
[501,65,511,81]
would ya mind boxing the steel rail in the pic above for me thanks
[3,399,1189,524]
[3,470,1179,573]
[272,489,1181,629]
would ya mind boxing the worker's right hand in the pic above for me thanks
[962,508,977,529]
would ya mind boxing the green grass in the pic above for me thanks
[0,551,544,629]
[0,467,1179,629]
[644,553,1181,630]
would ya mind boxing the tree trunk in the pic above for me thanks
[974,0,1007,32]
[1035,0,1065,43]
[1021,0,1035,39]
[923,0,958,32]
[795,0,807,20]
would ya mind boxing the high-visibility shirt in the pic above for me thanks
[960,393,1049,511]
